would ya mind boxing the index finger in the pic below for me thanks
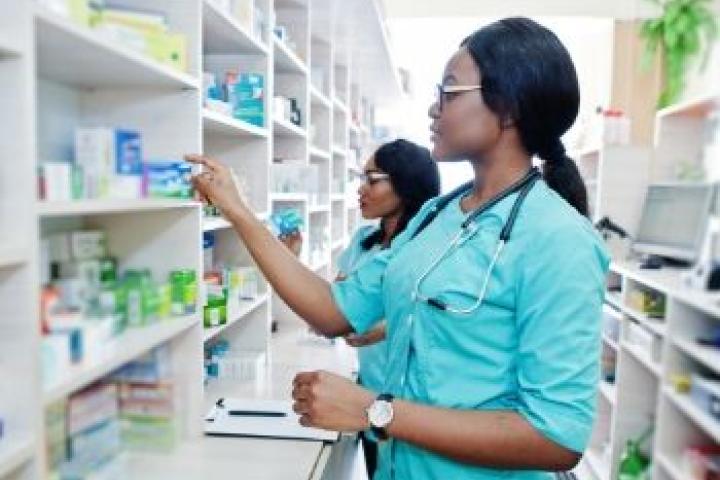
[293,371,319,387]
[185,154,222,172]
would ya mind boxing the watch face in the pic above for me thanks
[369,400,393,428]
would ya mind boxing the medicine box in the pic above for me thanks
[232,73,265,127]
[690,375,720,422]
[75,128,143,199]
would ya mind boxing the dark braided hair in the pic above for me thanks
[461,17,589,216]
[361,139,441,250]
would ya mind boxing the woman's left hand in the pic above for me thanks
[292,370,375,432]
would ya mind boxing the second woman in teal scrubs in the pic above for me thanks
[338,139,440,477]
[189,17,610,480]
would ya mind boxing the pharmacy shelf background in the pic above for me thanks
[0,0,401,478]
[574,38,720,480]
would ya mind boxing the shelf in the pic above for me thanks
[624,305,667,337]
[622,341,662,377]
[0,434,35,478]
[664,387,720,443]
[599,381,617,406]
[332,146,347,157]
[310,146,331,160]
[35,8,198,90]
[333,97,348,114]
[585,448,610,480]
[203,109,269,138]
[605,292,623,311]
[271,192,308,202]
[657,93,719,119]
[203,294,269,342]
[203,216,233,232]
[331,194,345,202]
[202,0,268,56]
[38,199,200,217]
[43,315,198,406]
[0,35,21,58]
[611,260,720,319]
[657,453,686,480]
[0,244,28,269]
[673,337,720,376]
[273,37,308,74]
[602,334,619,351]
[310,86,332,109]
[273,117,307,138]
[309,204,330,213]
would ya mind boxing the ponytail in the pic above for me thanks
[461,18,588,217]
[538,139,589,217]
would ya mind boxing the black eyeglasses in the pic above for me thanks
[435,84,483,111]
[350,170,390,186]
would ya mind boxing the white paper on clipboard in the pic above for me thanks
[204,398,339,442]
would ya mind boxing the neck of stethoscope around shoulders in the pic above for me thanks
[412,167,542,241]
[410,167,541,314]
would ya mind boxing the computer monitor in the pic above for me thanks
[632,183,714,263]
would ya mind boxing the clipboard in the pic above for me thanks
[204,397,339,442]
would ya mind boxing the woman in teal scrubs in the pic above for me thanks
[338,139,440,477]
[188,17,609,480]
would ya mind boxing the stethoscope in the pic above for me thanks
[381,167,542,480]
[410,167,541,315]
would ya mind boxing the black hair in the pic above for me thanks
[362,139,441,250]
[461,17,589,217]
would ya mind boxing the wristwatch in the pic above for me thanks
[366,393,395,441]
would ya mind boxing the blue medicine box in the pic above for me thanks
[232,73,265,127]
[114,129,143,176]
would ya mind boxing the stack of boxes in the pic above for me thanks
[60,383,122,479]
[112,347,177,452]
[202,233,260,329]
[203,69,266,128]
[38,0,188,73]
[39,128,194,202]
[40,228,198,387]
[45,347,178,479]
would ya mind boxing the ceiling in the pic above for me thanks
[380,0,662,20]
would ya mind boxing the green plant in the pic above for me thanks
[640,0,718,108]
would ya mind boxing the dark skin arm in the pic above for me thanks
[189,154,582,472]
[188,154,351,337]
[292,371,580,471]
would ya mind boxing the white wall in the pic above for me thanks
[377,16,615,193]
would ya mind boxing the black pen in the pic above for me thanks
[228,410,287,418]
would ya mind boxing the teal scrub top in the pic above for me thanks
[337,225,387,395]
[331,179,610,480]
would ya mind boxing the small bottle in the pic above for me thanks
[618,440,649,480]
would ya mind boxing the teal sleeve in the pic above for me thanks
[514,225,610,453]
[331,248,391,334]
[331,197,439,334]
[337,226,375,275]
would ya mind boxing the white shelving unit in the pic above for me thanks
[0,0,400,478]
[653,93,720,182]
[571,145,652,258]
[583,260,720,480]
[581,74,720,480]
